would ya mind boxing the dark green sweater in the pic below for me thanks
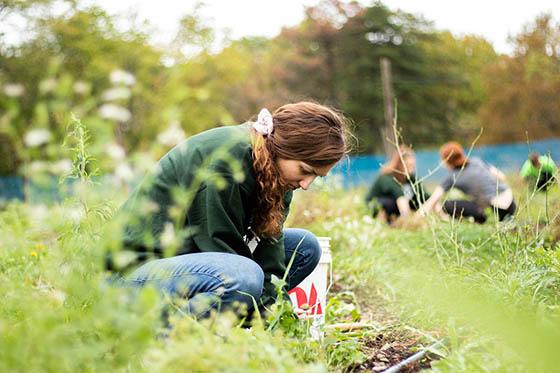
[108,124,292,306]
[365,173,430,208]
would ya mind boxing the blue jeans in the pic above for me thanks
[120,228,321,318]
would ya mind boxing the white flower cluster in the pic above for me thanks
[50,159,72,174]
[102,87,131,101]
[157,120,186,147]
[114,163,134,182]
[27,159,72,175]
[99,103,131,122]
[3,83,25,97]
[24,128,52,147]
[160,222,179,250]
[110,69,136,86]
[39,78,57,94]
[73,81,90,95]
[98,69,136,122]
[105,143,126,161]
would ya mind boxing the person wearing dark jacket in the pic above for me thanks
[365,145,430,223]
[106,102,349,318]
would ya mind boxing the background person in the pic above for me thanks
[420,141,516,224]
[364,145,430,223]
[520,152,557,191]
[106,102,350,318]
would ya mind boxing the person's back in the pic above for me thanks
[442,157,507,206]
[117,124,256,258]
[420,142,516,224]
[365,173,402,201]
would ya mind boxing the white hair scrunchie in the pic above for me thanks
[252,108,274,136]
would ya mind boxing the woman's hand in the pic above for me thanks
[396,196,411,217]
[420,186,445,214]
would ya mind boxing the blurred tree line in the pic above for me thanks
[1,0,559,177]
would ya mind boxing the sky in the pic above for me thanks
[2,1,558,54]
[87,0,560,55]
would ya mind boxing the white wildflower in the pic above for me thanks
[39,78,57,94]
[3,83,24,97]
[99,104,131,122]
[73,81,90,95]
[29,204,49,223]
[112,250,139,270]
[160,222,178,249]
[157,121,185,147]
[110,69,136,86]
[131,151,157,174]
[29,161,49,173]
[115,163,134,182]
[24,128,52,147]
[362,215,375,225]
[50,159,72,175]
[102,87,131,102]
[67,207,84,224]
[106,143,126,160]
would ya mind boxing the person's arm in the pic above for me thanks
[488,165,507,182]
[252,191,293,307]
[418,186,445,215]
[252,233,288,307]
[520,160,533,180]
[396,196,411,217]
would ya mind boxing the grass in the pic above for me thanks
[1,172,559,372]
[290,178,560,371]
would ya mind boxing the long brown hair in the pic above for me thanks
[251,102,350,238]
[381,145,414,183]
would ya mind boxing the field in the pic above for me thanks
[1,176,559,372]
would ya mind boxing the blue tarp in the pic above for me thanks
[0,176,25,202]
[331,138,560,187]
[1,138,559,202]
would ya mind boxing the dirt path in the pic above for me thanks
[333,281,441,372]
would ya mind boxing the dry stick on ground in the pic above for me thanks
[381,340,446,373]
[324,322,379,332]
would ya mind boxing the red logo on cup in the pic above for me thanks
[289,282,323,315]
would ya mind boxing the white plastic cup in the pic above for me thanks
[288,236,332,338]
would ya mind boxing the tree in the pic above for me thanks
[478,14,560,144]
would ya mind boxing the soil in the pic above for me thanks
[347,332,434,372]
[334,280,442,372]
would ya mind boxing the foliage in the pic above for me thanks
[2,170,559,371]
[290,178,560,371]
[479,14,560,144]
[2,0,560,164]
[0,131,21,175]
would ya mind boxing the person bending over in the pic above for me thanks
[106,102,350,318]
[365,145,430,223]
[420,142,516,224]
[520,152,557,192]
